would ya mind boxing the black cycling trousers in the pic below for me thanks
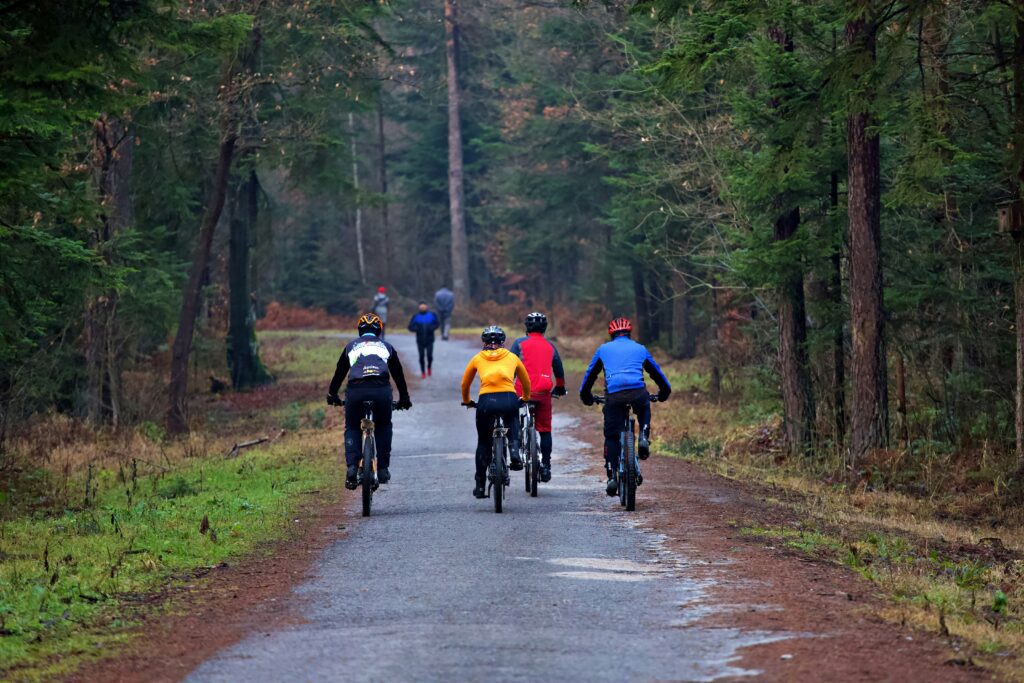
[344,384,393,468]
[416,340,434,374]
[602,388,650,470]
[475,392,519,479]
[540,432,552,467]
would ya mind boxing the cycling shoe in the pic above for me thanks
[345,465,358,490]
[606,476,618,496]
[378,467,390,484]
[638,426,651,459]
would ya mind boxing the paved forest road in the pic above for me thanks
[187,333,792,682]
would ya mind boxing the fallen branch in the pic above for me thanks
[225,436,269,458]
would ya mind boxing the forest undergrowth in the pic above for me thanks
[0,331,347,681]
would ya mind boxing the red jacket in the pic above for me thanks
[510,332,565,396]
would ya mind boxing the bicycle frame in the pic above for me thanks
[520,402,540,496]
[593,394,657,511]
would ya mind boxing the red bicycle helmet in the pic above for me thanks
[608,317,632,336]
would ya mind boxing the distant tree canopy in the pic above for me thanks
[3,0,1024,466]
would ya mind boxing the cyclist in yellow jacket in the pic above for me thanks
[461,325,532,499]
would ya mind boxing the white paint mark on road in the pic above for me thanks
[549,570,655,582]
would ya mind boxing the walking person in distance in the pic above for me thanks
[407,302,440,379]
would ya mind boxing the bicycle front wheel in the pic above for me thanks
[361,435,375,517]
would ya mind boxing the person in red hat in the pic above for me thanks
[372,286,389,339]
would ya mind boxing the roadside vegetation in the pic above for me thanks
[0,331,345,680]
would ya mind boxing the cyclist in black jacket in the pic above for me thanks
[327,314,412,489]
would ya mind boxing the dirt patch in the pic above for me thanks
[558,399,987,681]
[65,491,356,683]
[638,456,988,681]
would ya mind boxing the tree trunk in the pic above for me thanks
[768,26,815,456]
[895,350,909,447]
[709,278,722,401]
[670,270,696,359]
[377,99,391,285]
[846,5,889,464]
[1016,237,1024,468]
[775,208,816,456]
[167,24,260,434]
[445,0,470,303]
[1013,8,1024,471]
[228,170,272,390]
[86,114,132,427]
[830,172,847,445]
[349,112,366,285]
[167,129,238,434]
[632,263,652,343]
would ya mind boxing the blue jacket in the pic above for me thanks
[407,311,440,345]
[580,336,671,398]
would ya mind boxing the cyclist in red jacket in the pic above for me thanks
[510,311,566,482]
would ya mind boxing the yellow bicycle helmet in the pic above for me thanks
[357,313,384,336]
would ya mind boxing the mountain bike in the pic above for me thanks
[463,401,514,513]
[520,401,540,497]
[592,394,658,512]
[490,415,512,513]
[340,399,398,517]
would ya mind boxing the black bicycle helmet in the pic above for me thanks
[481,325,506,346]
[357,313,384,336]
[525,311,547,333]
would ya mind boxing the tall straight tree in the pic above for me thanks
[167,22,258,434]
[768,25,815,456]
[85,114,133,426]
[445,0,470,302]
[227,168,272,390]
[845,0,888,462]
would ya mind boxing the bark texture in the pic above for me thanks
[227,170,272,390]
[768,26,815,456]
[377,99,391,285]
[445,0,470,303]
[846,6,889,463]
[775,208,815,456]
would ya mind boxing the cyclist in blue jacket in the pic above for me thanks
[580,317,671,496]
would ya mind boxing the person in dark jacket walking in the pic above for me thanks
[407,302,440,378]
[434,286,455,340]
[327,314,411,489]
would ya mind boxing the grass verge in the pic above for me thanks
[0,443,338,681]
[740,523,1023,676]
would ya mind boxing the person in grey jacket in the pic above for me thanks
[372,286,390,339]
[434,286,454,340]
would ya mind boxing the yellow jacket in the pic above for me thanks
[461,348,532,403]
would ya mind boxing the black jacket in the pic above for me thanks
[329,334,409,399]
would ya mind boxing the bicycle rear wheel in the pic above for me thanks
[623,419,637,511]
[529,423,539,497]
[361,435,374,517]
[523,419,531,493]
[492,436,505,513]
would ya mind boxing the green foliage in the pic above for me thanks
[0,447,336,673]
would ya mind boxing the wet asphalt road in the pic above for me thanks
[187,333,789,682]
